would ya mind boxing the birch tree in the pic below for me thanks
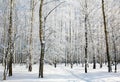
[84,0,88,73]
[28,0,35,72]
[101,0,112,72]
[39,0,44,78]
[7,0,14,76]
[2,0,8,79]
[39,0,64,78]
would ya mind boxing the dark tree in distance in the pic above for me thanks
[101,0,112,72]
[84,0,88,73]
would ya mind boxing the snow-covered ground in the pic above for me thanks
[0,64,120,82]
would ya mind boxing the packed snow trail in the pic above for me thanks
[0,64,120,82]
[60,66,88,82]
[60,66,85,82]
[59,64,120,82]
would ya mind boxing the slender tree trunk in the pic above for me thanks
[100,54,103,68]
[93,56,96,69]
[99,27,103,68]
[113,41,117,73]
[101,0,112,72]
[39,42,45,78]
[84,0,88,73]
[84,19,88,73]
[7,0,14,76]
[98,37,102,68]
[54,58,57,68]
[65,49,67,66]
[13,3,17,64]
[39,0,44,78]
[3,50,7,80]
[65,22,68,66]
[99,47,103,68]
[28,0,34,72]
[111,26,117,73]
[3,58,7,80]
[69,19,73,69]
[88,21,96,69]
[3,12,7,80]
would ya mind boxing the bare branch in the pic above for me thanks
[44,1,65,21]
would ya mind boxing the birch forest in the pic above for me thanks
[0,0,120,81]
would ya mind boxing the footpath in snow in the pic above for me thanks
[0,64,120,82]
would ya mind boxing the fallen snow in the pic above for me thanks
[0,64,120,82]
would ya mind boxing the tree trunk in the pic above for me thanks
[65,49,67,66]
[113,41,117,73]
[3,6,7,80]
[69,19,73,69]
[100,54,103,68]
[111,25,117,73]
[88,20,96,69]
[54,58,57,68]
[84,0,88,73]
[3,49,7,80]
[101,0,112,72]
[7,0,13,76]
[39,0,44,78]
[28,0,34,72]
[39,43,45,78]
[93,56,96,69]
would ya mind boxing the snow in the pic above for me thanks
[0,64,120,82]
